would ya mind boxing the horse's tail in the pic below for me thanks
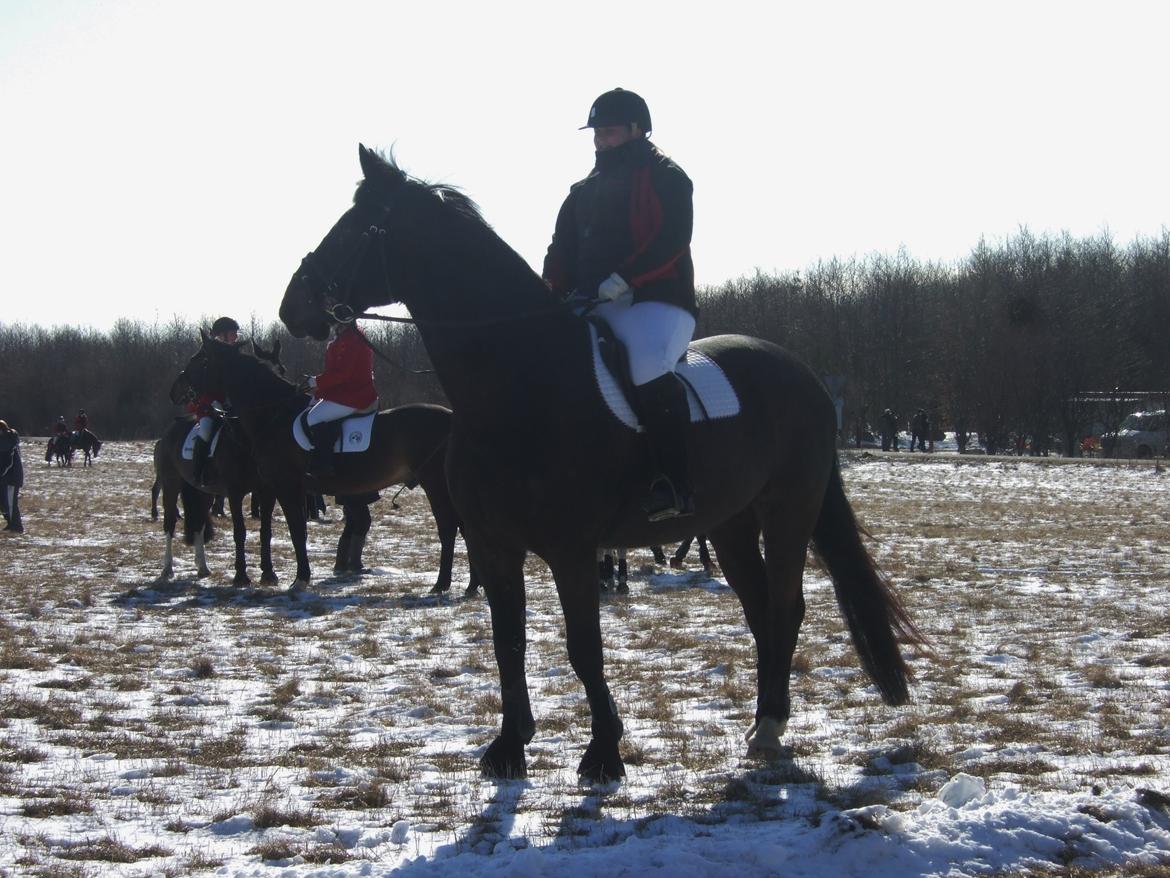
[811,456,928,706]
[179,481,214,546]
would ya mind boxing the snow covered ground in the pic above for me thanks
[1,442,1168,877]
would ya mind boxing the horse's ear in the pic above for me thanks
[359,144,378,179]
[200,327,210,344]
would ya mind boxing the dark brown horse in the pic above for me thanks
[276,146,926,783]
[169,341,473,595]
[152,415,277,585]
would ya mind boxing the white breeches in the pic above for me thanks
[306,399,374,426]
[196,417,216,441]
[592,299,695,386]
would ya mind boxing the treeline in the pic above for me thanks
[698,228,1169,453]
[0,315,445,440]
[0,229,1166,453]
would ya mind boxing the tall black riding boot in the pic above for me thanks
[192,436,210,486]
[308,421,341,478]
[633,373,694,523]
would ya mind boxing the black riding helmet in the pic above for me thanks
[581,88,652,132]
[210,316,239,336]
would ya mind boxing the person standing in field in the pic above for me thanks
[0,419,25,533]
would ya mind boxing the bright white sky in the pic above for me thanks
[1,0,1166,331]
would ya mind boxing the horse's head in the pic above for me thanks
[280,145,411,340]
[251,338,286,376]
[169,330,245,405]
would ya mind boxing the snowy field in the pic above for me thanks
[1,442,1168,878]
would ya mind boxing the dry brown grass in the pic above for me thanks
[1,445,1168,875]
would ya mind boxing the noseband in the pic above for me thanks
[298,204,393,324]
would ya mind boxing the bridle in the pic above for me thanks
[295,195,600,340]
[297,202,394,326]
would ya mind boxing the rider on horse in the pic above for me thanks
[543,87,698,522]
[300,322,378,478]
[74,409,88,431]
[47,415,68,462]
[188,316,239,485]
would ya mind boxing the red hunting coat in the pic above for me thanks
[314,325,378,409]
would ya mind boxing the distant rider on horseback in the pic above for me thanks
[188,316,239,485]
[299,322,378,478]
[74,409,88,431]
[47,415,68,462]
[543,87,698,522]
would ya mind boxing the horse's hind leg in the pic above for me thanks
[422,482,458,594]
[708,506,788,757]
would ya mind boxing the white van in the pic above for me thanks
[1107,410,1168,459]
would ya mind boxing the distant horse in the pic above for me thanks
[72,429,102,466]
[47,434,73,467]
[170,340,474,594]
[276,146,925,781]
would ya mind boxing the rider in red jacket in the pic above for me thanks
[302,323,378,476]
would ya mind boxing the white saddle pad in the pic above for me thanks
[292,409,376,453]
[182,423,224,460]
[591,323,740,431]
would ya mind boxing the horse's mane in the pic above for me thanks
[355,151,487,227]
[353,149,551,301]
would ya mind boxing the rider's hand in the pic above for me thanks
[298,374,316,394]
[597,273,630,302]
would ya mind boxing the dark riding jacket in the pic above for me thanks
[0,428,24,488]
[543,137,697,317]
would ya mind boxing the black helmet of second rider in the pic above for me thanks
[210,316,240,343]
[581,88,652,133]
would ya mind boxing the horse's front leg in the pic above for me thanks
[277,488,311,591]
[257,491,278,585]
[552,547,625,782]
[227,493,251,587]
[471,535,534,779]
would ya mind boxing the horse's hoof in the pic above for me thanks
[288,579,309,593]
[158,567,174,582]
[578,738,625,783]
[429,582,450,595]
[479,736,527,780]
[260,571,278,586]
[616,581,629,594]
[745,716,787,761]
[462,585,480,599]
[196,569,211,580]
[233,572,252,587]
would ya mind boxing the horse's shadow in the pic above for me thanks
[113,574,477,615]
[388,757,890,867]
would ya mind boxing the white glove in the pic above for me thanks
[597,272,630,302]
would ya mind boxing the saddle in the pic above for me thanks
[182,419,225,460]
[293,409,376,453]
[587,320,741,432]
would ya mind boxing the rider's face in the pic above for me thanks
[215,330,239,344]
[593,123,641,151]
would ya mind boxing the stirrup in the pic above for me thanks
[644,477,694,523]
